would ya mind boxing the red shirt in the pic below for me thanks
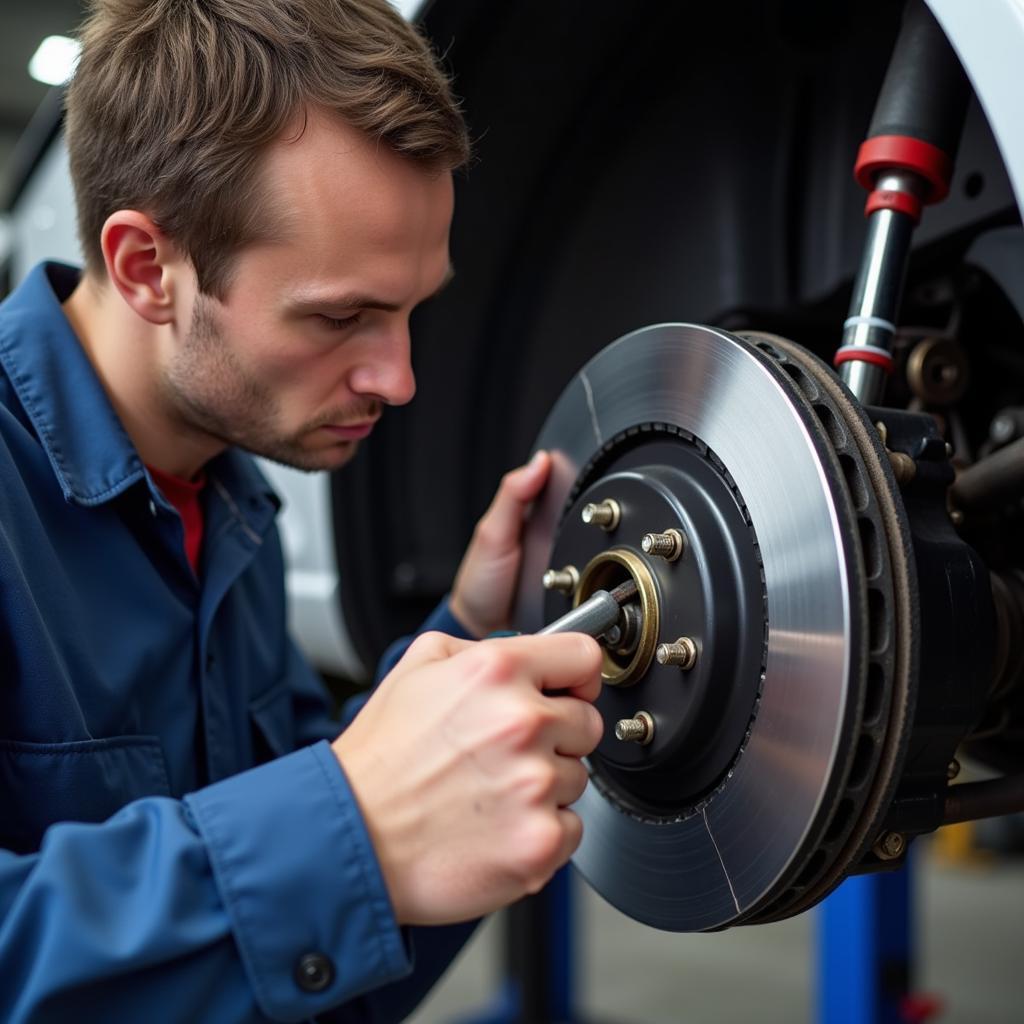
[147,465,206,574]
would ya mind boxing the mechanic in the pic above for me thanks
[0,0,604,1020]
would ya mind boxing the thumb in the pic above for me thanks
[476,451,551,554]
[507,449,551,502]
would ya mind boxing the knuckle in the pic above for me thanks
[406,630,444,658]
[477,646,518,683]
[497,705,546,750]
[520,761,557,803]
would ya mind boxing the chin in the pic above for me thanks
[256,439,359,473]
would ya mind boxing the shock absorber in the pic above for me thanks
[835,0,971,405]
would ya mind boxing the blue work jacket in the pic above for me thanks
[0,263,475,1022]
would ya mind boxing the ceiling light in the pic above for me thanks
[28,35,81,86]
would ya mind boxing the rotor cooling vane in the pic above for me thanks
[514,324,995,932]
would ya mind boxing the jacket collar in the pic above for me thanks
[0,262,278,519]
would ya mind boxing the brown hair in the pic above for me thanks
[65,0,469,297]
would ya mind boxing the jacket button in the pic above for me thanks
[294,951,334,993]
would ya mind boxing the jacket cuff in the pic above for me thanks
[184,741,409,1021]
[373,595,476,685]
[422,595,476,641]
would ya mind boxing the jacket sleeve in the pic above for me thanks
[285,597,481,1022]
[0,743,418,1023]
[287,596,475,745]
[374,596,476,686]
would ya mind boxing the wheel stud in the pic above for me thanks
[581,499,621,531]
[656,637,697,669]
[615,711,654,745]
[542,566,579,594]
[641,529,685,561]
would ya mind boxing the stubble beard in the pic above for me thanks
[161,295,367,473]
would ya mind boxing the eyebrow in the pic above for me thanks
[290,265,456,314]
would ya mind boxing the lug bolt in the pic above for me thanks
[872,831,906,861]
[542,566,579,594]
[947,758,961,781]
[615,711,654,745]
[581,499,621,531]
[656,637,698,669]
[641,529,685,562]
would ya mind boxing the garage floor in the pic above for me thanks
[407,844,1024,1024]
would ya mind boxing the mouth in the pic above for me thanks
[320,419,378,441]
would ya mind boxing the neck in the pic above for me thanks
[62,274,224,479]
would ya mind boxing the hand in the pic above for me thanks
[449,450,552,637]
[332,631,604,925]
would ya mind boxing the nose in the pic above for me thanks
[349,321,417,406]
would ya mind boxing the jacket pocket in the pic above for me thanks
[249,677,295,763]
[0,735,171,855]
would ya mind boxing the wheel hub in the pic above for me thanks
[546,430,767,813]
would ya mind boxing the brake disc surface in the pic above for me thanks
[515,323,875,931]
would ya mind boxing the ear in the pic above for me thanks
[100,211,184,326]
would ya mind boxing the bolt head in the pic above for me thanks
[874,831,906,861]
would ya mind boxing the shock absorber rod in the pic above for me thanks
[839,173,923,403]
[835,0,970,405]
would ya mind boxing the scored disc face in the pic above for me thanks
[514,324,854,931]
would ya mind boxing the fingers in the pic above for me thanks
[545,697,605,757]
[550,754,592,807]
[474,450,552,556]
[554,808,584,864]
[478,632,603,701]
[507,449,551,503]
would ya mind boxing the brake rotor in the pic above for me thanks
[514,324,914,931]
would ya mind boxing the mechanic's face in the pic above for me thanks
[162,110,454,471]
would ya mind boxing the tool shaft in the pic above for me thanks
[538,588,623,638]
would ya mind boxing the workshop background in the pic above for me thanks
[3,1,1023,1022]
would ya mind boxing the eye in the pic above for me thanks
[317,313,361,331]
